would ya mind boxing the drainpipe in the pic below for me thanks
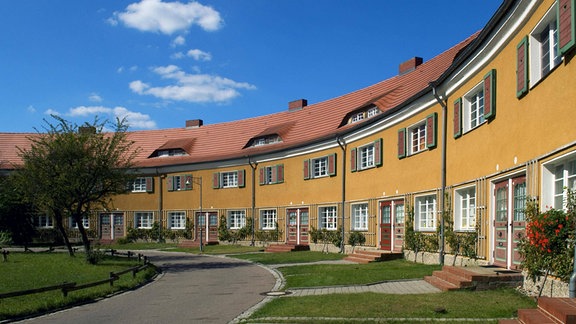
[248,158,258,246]
[571,248,576,297]
[156,168,164,243]
[337,137,347,253]
[432,83,447,266]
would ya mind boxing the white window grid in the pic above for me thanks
[72,216,90,229]
[135,212,154,229]
[540,21,560,76]
[221,172,238,188]
[168,212,186,229]
[455,188,476,231]
[319,206,338,230]
[261,210,277,230]
[553,160,576,209]
[367,106,380,118]
[409,123,426,154]
[351,203,368,231]
[359,144,375,170]
[415,195,436,231]
[132,177,147,192]
[529,3,562,87]
[36,215,53,228]
[313,157,328,178]
[395,204,405,224]
[351,112,365,123]
[228,210,246,229]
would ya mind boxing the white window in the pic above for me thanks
[252,135,281,147]
[260,209,277,230]
[132,177,147,192]
[313,157,329,178]
[454,187,476,231]
[35,215,53,228]
[415,195,436,231]
[395,203,405,224]
[319,206,338,230]
[135,212,154,229]
[359,144,375,170]
[463,84,486,133]
[72,216,90,229]
[157,149,186,157]
[351,203,368,231]
[168,211,186,229]
[530,3,562,87]
[221,172,238,188]
[543,155,576,210]
[350,112,365,123]
[228,210,246,229]
[409,122,426,154]
[173,176,182,191]
[367,106,380,118]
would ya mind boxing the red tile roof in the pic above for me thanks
[0,32,479,170]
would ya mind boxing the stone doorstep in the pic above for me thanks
[537,297,576,324]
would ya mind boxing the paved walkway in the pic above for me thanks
[286,279,441,297]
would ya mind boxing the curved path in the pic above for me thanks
[16,251,279,324]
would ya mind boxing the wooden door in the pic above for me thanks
[379,201,392,251]
[100,214,111,240]
[494,181,509,268]
[196,212,218,243]
[286,208,309,245]
[393,201,405,252]
[511,177,527,269]
[113,214,124,239]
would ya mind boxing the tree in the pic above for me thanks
[0,175,36,246]
[12,116,139,262]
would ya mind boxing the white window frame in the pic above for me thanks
[319,206,338,230]
[350,112,365,123]
[415,195,436,231]
[132,177,147,192]
[454,187,476,231]
[35,215,53,228]
[157,149,186,157]
[542,152,576,210]
[221,171,239,188]
[529,3,562,87]
[367,106,380,118]
[135,212,154,229]
[408,122,426,155]
[72,216,90,229]
[463,83,486,133]
[228,210,246,230]
[351,203,368,231]
[168,211,186,229]
[359,143,375,170]
[312,156,329,178]
[260,209,277,230]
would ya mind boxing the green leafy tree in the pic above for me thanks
[12,116,139,262]
[0,176,35,246]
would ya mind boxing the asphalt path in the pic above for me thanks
[16,251,278,324]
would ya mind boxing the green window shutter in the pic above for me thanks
[483,69,497,119]
[276,164,284,183]
[184,174,193,190]
[397,128,406,159]
[167,176,175,192]
[374,138,383,167]
[212,172,220,189]
[558,0,576,55]
[516,36,529,98]
[259,168,266,185]
[303,159,311,180]
[145,177,154,193]
[453,98,462,138]
[350,148,357,172]
[238,170,245,188]
[328,153,337,176]
[426,113,437,149]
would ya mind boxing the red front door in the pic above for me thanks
[379,202,392,251]
[493,176,526,269]
[286,208,309,245]
[196,212,218,243]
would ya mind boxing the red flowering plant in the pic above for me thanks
[518,191,576,283]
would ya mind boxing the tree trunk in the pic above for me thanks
[54,211,74,256]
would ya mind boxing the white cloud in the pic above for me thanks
[171,35,186,47]
[130,65,256,103]
[44,108,60,116]
[187,49,211,61]
[27,105,36,113]
[170,51,185,59]
[60,105,156,130]
[89,93,103,103]
[111,0,223,35]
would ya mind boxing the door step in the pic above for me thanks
[265,244,310,253]
[343,250,403,264]
[424,265,523,291]
[499,297,576,323]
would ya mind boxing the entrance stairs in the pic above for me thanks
[343,249,403,264]
[499,297,576,324]
[424,265,523,291]
[178,239,219,248]
[265,244,310,253]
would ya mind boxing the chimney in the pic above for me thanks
[78,126,96,134]
[186,119,203,128]
[399,57,423,75]
[288,99,308,111]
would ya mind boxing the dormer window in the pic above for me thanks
[340,104,381,127]
[251,135,282,147]
[148,138,194,158]
[351,112,365,123]
[156,149,187,157]
[367,106,380,118]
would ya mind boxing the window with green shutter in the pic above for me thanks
[483,69,496,120]
[453,98,462,138]
[397,128,406,159]
[516,36,529,98]
[558,0,576,55]
[426,113,437,149]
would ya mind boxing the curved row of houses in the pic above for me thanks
[1,0,575,269]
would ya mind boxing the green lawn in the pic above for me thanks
[248,289,536,323]
[0,252,157,321]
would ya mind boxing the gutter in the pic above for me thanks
[431,83,447,266]
[336,136,347,253]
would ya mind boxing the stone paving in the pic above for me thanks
[287,278,441,297]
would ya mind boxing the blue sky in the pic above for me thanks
[0,0,503,133]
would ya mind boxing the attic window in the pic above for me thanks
[155,149,187,157]
[250,134,282,147]
[148,138,194,158]
[341,105,381,127]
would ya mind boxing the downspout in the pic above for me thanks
[156,168,164,243]
[432,83,447,266]
[337,137,347,253]
[248,157,258,246]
